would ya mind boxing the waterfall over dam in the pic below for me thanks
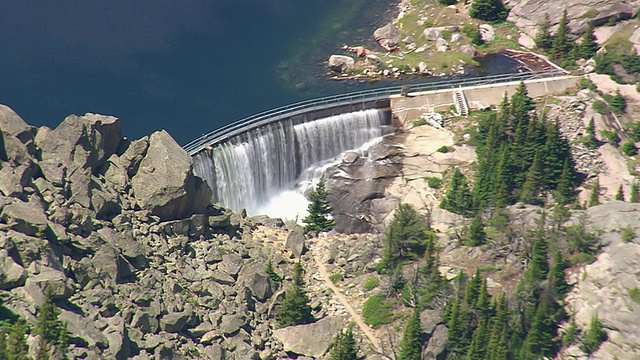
[192,108,391,215]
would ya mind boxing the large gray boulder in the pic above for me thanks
[328,55,355,73]
[374,23,402,51]
[38,113,122,174]
[461,44,477,58]
[0,200,48,236]
[237,261,272,301]
[0,249,27,289]
[423,28,442,41]
[423,324,448,360]
[285,225,305,258]
[130,130,211,221]
[272,316,343,358]
[0,105,36,143]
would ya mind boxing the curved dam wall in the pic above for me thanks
[191,100,392,214]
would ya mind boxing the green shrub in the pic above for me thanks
[622,141,637,156]
[437,145,449,153]
[621,226,636,243]
[438,0,457,5]
[592,100,610,115]
[609,90,627,114]
[581,314,607,354]
[363,278,380,291]
[362,294,394,328]
[606,17,617,26]
[426,177,442,188]
[330,273,344,284]
[569,252,597,265]
[601,129,620,146]
[629,288,640,304]
[478,264,497,272]
[579,78,597,91]
[412,118,428,128]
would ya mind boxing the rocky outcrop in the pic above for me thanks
[373,23,402,51]
[272,316,343,357]
[328,55,355,73]
[130,130,211,220]
[505,0,640,39]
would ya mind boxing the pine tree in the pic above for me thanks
[469,0,508,22]
[583,118,598,149]
[467,214,486,246]
[615,184,625,201]
[399,308,423,360]
[550,10,571,61]
[578,23,598,59]
[631,181,640,202]
[35,289,68,360]
[277,263,314,327]
[562,314,579,347]
[0,329,6,360]
[330,328,358,360]
[519,152,544,205]
[382,204,431,271]
[534,13,553,51]
[303,179,335,234]
[6,319,29,360]
[555,158,576,204]
[528,236,549,283]
[589,178,601,207]
[266,260,282,284]
[522,300,554,357]
[440,168,474,216]
[466,317,489,360]
[581,314,607,354]
[610,90,627,114]
[549,250,571,299]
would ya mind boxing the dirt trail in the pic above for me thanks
[309,239,383,354]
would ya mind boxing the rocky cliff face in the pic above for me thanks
[0,105,326,359]
[505,0,640,38]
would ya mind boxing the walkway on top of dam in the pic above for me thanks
[183,69,574,156]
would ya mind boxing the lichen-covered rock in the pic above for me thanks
[328,55,355,73]
[272,316,343,358]
[130,130,211,221]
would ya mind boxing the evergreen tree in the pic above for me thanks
[6,319,29,360]
[581,314,607,355]
[330,328,358,360]
[578,23,598,59]
[277,263,314,327]
[522,300,554,357]
[555,158,577,204]
[583,118,598,149]
[35,290,69,360]
[550,10,571,62]
[610,90,627,114]
[0,329,6,360]
[519,152,544,205]
[399,308,423,360]
[534,13,553,51]
[303,179,335,234]
[447,299,463,351]
[549,251,571,299]
[615,184,625,201]
[469,0,508,22]
[466,317,489,360]
[266,260,282,284]
[562,314,579,347]
[440,168,474,216]
[528,236,550,283]
[589,178,601,207]
[382,204,432,271]
[631,181,640,203]
[467,214,486,246]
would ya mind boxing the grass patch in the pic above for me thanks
[437,145,450,153]
[603,24,636,54]
[362,293,394,328]
[479,264,498,272]
[630,288,640,304]
[426,177,442,188]
[621,226,636,243]
[330,273,344,284]
[569,252,598,266]
[363,278,380,291]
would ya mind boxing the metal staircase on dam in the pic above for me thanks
[452,87,469,117]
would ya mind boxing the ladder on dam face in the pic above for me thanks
[452,87,469,117]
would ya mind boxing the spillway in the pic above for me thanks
[192,108,390,215]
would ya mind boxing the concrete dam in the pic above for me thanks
[185,70,577,217]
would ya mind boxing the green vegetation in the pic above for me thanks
[303,179,335,234]
[412,118,428,128]
[536,10,599,68]
[277,263,314,327]
[596,51,640,84]
[399,308,422,360]
[615,184,625,201]
[34,290,69,360]
[631,182,640,202]
[601,129,620,146]
[581,118,599,149]
[578,77,597,91]
[266,260,282,284]
[330,273,344,284]
[426,177,442,189]
[629,288,640,304]
[467,214,487,246]
[592,100,610,115]
[462,24,484,46]
[362,278,380,291]
[622,141,637,156]
[329,327,359,360]
[440,167,473,216]
[609,90,627,114]
[621,225,636,243]
[469,0,508,22]
[581,315,607,355]
[437,145,450,153]
[589,178,601,207]
[6,319,29,360]
[362,294,394,328]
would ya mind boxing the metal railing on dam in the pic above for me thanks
[184,69,567,155]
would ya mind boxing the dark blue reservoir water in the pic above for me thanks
[0,0,518,145]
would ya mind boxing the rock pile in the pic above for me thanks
[0,105,332,359]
